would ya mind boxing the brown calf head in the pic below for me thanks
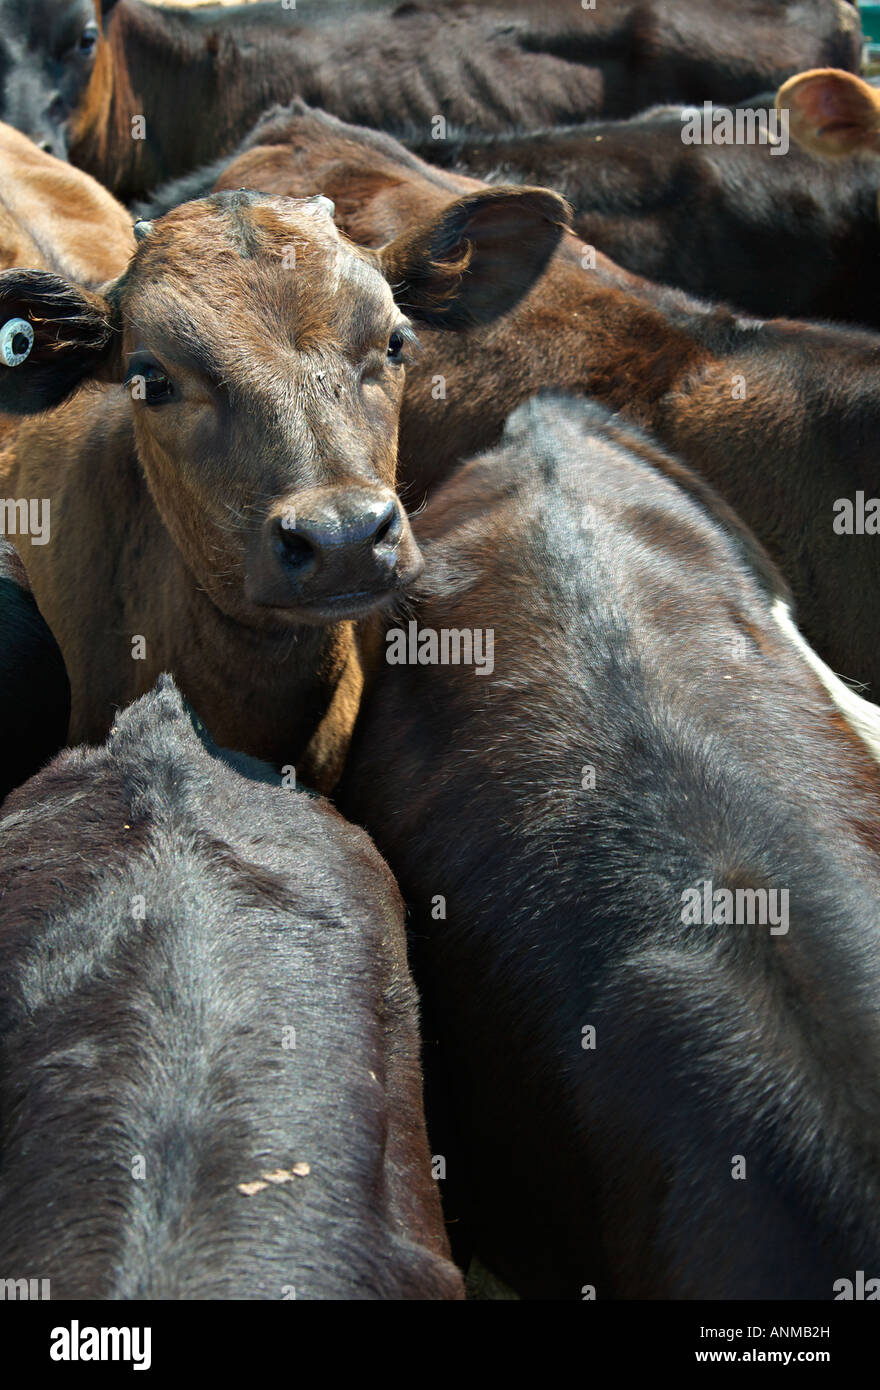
[0,186,568,626]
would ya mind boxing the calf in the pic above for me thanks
[405,103,880,330]
[0,120,133,282]
[189,100,880,706]
[0,0,861,200]
[0,675,463,1299]
[0,185,566,789]
[0,538,69,804]
[339,393,880,1300]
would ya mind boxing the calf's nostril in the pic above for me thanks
[276,523,317,574]
[372,501,401,548]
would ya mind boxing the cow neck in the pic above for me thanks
[153,541,357,781]
[93,0,320,200]
[93,405,357,781]
[397,238,720,494]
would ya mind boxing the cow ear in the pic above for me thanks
[0,270,120,415]
[778,69,880,156]
[377,186,571,328]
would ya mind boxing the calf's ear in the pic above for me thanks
[377,185,571,328]
[0,270,119,415]
[778,69,880,156]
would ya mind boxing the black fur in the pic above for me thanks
[0,676,462,1299]
[0,539,69,803]
[0,269,116,415]
[340,394,880,1299]
[0,0,861,200]
[406,105,880,329]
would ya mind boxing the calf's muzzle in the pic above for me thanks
[246,485,423,621]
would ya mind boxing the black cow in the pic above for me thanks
[339,394,880,1300]
[0,676,463,1299]
[407,101,880,329]
[0,538,69,804]
[0,0,860,200]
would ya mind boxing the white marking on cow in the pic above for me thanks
[307,195,336,220]
[772,598,880,764]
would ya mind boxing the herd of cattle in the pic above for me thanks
[1,0,880,1302]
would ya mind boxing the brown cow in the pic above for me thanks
[0,185,567,788]
[168,99,880,712]
[0,0,862,201]
[0,120,133,282]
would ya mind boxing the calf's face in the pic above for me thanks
[0,1,112,159]
[118,193,420,625]
[0,186,569,626]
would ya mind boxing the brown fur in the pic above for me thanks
[209,102,880,699]
[48,0,861,201]
[0,120,133,282]
[0,197,407,788]
[0,184,568,785]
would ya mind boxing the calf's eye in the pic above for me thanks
[387,331,405,363]
[143,372,173,406]
[79,22,99,56]
[125,362,175,407]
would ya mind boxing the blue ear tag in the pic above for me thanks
[0,318,35,368]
